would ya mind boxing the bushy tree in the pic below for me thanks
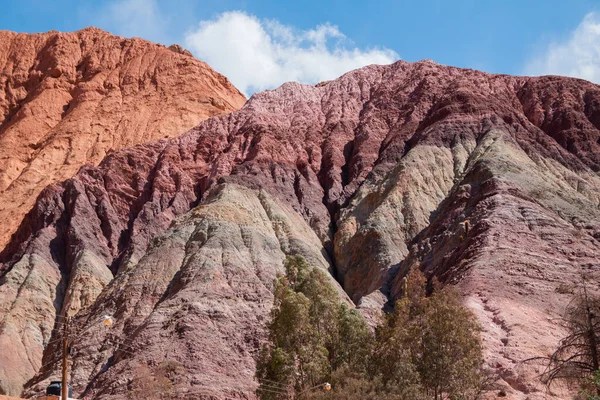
[376,268,484,400]
[416,288,484,398]
[257,258,485,400]
[256,255,373,399]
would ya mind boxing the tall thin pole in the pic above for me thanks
[61,317,69,400]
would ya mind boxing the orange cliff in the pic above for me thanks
[0,27,246,251]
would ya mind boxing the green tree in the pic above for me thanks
[256,255,374,399]
[257,259,485,400]
[376,268,484,400]
[416,288,483,399]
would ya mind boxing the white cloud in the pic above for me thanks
[184,11,399,95]
[524,12,600,83]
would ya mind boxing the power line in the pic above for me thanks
[258,384,290,393]
[259,378,289,388]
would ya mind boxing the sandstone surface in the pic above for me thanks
[2,60,600,399]
[0,27,246,252]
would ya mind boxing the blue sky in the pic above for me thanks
[2,0,599,94]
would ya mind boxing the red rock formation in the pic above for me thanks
[2,60,600,399]
[0,27,246,253]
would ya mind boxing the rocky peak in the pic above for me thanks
[0,27,246,254]
[167,44,193,57]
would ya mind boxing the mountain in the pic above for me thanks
[2,58,600,399]
[0,27,246,256]
[0,27,247,396]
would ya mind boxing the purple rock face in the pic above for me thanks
[0,27,246,259]
[2,60,600,399]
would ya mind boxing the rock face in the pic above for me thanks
[2,59,600,399]
[0,27,246,253]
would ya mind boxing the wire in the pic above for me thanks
[112,346,139,357]
[37,344,140,375]
[257,380,288,388]
[258,383,290,392]
[173,386,287,399]
[44,331,141,354]
[44,337,63,347]
[37,357,62,372]
[45,323,121,348]
[78,340,141,356]
[40,334,142,374]
[107,335,138,345]
[256,387,288,395]
[259,378,288,387]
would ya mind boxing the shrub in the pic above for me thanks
[537,285,600,397]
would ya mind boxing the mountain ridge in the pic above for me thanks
[0,26,246,254]
[2,56,600,398]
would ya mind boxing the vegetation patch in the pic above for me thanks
[256,255,488,400]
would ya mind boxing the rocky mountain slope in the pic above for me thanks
[0,27,246,254]
[2,59,600,399]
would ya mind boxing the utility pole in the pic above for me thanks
[61,317,69,400]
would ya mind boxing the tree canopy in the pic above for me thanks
[256,256,486,400]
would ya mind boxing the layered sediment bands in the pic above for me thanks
[27,184,338,399]
[390,128,600,398]
[334,127,476,304]
[0,27,246,252]
[3,60,600,398]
